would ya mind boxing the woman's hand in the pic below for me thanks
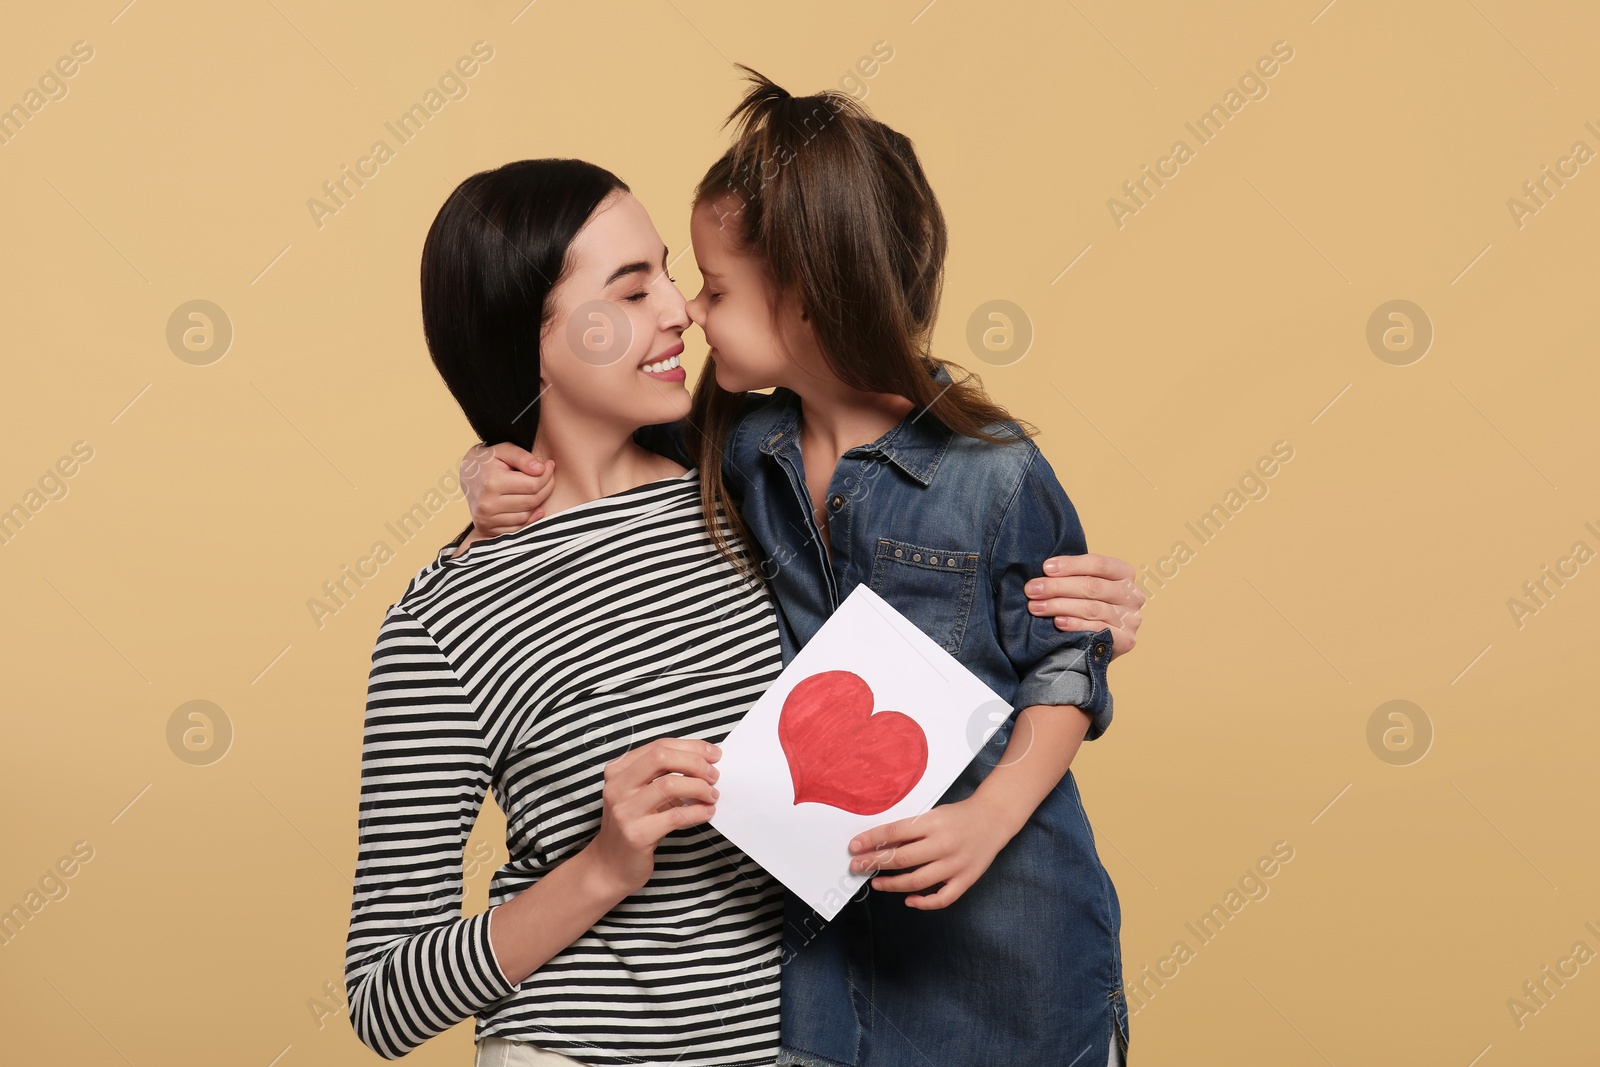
[846,794,1011,911]
[1024,552,1145,658]
[461,442,556,537]
[582,737,722,895]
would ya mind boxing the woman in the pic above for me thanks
[344,160,783,1067]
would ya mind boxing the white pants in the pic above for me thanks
[477,1032,1120,1066]
[474,1036,588,1066]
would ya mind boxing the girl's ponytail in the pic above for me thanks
[689,65,1031,581]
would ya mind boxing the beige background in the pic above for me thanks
[3,1,1598,1064]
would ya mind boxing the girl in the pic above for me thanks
[460,71,1135,1067]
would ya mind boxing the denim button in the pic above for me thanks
[1094,642,1107,657]
[829,494,844,509]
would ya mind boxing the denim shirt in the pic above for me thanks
[637,365,1129,1066]
[638,379,1114,732]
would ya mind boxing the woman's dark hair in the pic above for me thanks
[421,158,629,449]
[687,65,1033,581]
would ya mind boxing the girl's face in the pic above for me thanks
[685,195,820,394]
[539,190,692,429]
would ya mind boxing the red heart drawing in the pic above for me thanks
[778,670,929,816]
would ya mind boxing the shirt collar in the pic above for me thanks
[753,361,956,487]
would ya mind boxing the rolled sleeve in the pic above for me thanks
[989,447,1116,740]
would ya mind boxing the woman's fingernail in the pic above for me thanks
[1043,559,1060,575]
[1026,580,1042,596]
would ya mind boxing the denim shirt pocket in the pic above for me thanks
[867,538,980,656]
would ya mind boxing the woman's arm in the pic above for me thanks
[488,734,725,985]
[344,605,520,1056]
[1025,553,1145,658]
[345,605,724,1055]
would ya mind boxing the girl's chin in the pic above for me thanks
[712,361,751,393]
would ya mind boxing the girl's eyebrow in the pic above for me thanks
[604,244,671,286]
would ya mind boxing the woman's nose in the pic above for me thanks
[662,287,691,331]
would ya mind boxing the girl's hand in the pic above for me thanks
[582,737,722,895]
[461,442,556,536]
[846,795,1011,910]
[1023,552,1145,657]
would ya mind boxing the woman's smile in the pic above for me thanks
[640,341,686,381]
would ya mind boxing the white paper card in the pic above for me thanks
[708,584,1012,920]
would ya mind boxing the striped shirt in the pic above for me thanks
[343,469,787,1065]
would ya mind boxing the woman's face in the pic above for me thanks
[539,190,692,430]
[685,194,818,394]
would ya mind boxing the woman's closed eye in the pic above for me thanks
[625,274,677,302]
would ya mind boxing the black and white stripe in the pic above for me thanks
[344,471,786,1064]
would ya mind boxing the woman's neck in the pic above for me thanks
[531,407,679,516]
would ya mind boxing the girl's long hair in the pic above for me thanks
[421,158,629,450]
[687,65,1033,581]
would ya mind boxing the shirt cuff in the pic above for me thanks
[476,905,519,998]
[1013,626,1115,741]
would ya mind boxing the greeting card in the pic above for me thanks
[708,585,1011,919]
